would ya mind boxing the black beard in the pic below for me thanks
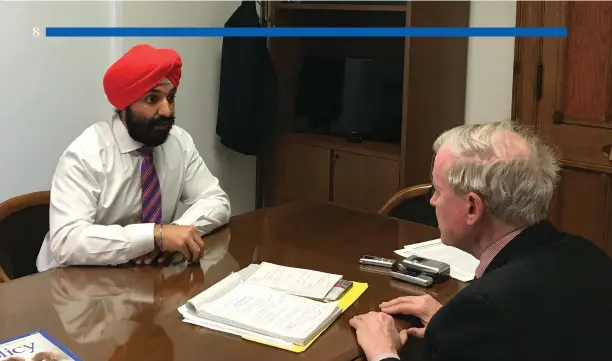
[124,107,175,147]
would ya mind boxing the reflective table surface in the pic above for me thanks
[0,200,466,361]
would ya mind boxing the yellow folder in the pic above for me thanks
[241,281,369,352]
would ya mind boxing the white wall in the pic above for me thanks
[465,0,518,124]
[119,1,256,216]
[0,1,256,215]
[0,0,516,208]
[1,1,113,203]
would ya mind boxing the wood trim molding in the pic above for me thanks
[512,1,544,127]
[0,266,9,283]
[378,183,432,215]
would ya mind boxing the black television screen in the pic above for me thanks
[293,56,404,143]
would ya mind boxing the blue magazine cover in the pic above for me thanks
[0,330,81,361]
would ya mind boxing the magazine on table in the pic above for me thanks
[0,329,81,361]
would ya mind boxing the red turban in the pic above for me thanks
[103,44,182,110]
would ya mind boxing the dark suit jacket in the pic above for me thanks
[215,1,277,156]
[385,220,612,361]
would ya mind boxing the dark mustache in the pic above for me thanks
[150,115,175,126]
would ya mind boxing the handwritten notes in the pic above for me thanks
[200,283,339,344]
[180,262,347,347]
[245,262,342,300]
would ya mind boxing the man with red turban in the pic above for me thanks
[36,44,231,271]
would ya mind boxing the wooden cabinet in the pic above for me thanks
[262,1,470,214]
[514,1,612,255]
[278,142,330,203]
[333,150,400,212]
[277,138,401,213]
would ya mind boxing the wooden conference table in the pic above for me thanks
[0,200,467,361]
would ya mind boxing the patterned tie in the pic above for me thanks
[138,146,162,224]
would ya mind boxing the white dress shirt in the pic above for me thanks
[36,114,231,271]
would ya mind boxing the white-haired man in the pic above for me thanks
[350,121,612,361]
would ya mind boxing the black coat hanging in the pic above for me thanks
[215,1,277,157]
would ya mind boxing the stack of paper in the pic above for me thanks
[178,262,367,352]
[395,239,478,282]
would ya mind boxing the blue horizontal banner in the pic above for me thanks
[45,27,567,38]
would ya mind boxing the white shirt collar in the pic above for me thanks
[111,114,144,154]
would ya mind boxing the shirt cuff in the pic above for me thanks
[371,353,400,361]
[170,218,192,227]
[171,218,210,236]
[125,223,155,257]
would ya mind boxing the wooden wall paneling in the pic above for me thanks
[269,10,302,134]
[264,7,303,206]
[402,1,470,187]
[555,2,612,126]
[511,1,543,126]
[514,1,612,254]
[551,167,610,254]
[538,1,612,172]
[399,3,411,188]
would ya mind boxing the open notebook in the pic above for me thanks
[178,262,368,351]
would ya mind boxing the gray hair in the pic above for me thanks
[432,120,560,226]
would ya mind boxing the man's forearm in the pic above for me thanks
[50,222,155,266]
[173,195,231,235]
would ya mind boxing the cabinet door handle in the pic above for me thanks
[332,154,339,164]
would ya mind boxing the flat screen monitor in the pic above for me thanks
[294,56,403,143]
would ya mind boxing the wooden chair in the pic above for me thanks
[379,183,438,227]
[0,266,8,283]
[0,191,50,281]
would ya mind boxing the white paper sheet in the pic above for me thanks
[199,283,338,340]
[244,262,342,299]
[178,263,342,346]
[179,306,294,347]
[395,239,478,282]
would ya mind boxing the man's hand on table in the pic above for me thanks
[349,311,407,361]
[349,294,443,360]
[380,294,443,338]
[156,224,205,262]
[132,224,205,265]
[132,248,172,265]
